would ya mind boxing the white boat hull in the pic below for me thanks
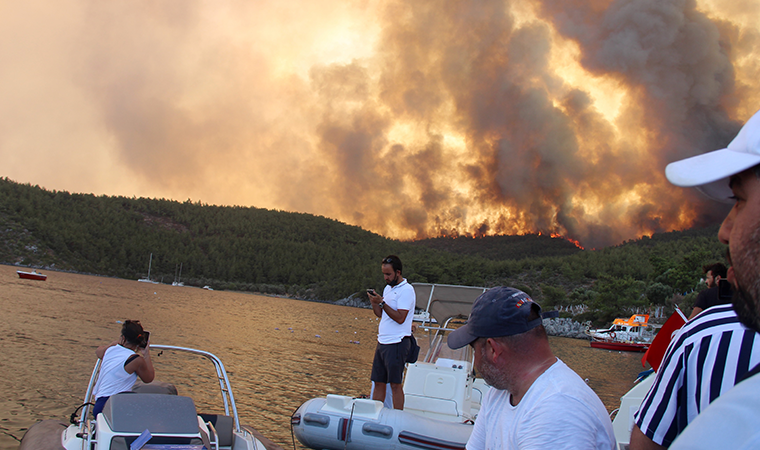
[611,371,656,450]
[292,396,472,450]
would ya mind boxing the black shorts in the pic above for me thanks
[370,338,412,384]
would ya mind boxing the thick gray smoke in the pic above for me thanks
[305,0,749,247]
[1,0,757,248]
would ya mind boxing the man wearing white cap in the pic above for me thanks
[658,109,760,449]
[447,286,615,449]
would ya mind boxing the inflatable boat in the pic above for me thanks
[609,370,655,450]
[292,283,490,450]
[19,345,276,450]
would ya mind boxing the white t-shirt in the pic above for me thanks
[467,359,615,450]
[670,371,760,450]
[377,279,415,344]
[94,345,139,398]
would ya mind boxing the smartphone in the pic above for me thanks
[366,289,376,295]
[141,331,150,347]
[718,279,733,301]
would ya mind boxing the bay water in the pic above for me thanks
[1,264,643,448]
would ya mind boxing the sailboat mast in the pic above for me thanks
[148,253,153,279]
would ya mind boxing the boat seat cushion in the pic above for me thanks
[352,398,383,416]
[325,394,352,411]
[200,414,234,447]
[103,393,199,434]
[131,380,178,395]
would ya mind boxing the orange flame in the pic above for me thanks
[549,233,586,250]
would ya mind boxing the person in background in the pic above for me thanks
[687,262,729,320]
[655,108,760,448]
[447,286,615,450]
[92,320,154,416]
[367,255,415,410]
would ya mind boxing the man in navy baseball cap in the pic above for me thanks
[447,287,543,349]
[448,287,614,449]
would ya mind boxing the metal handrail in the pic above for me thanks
[76,359,101,445]
[150,345,242,432]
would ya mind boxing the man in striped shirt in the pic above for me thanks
[630,304,760,448]
[633,108,760,449]
[665,109,760,448]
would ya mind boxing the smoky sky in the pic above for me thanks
[1,0,758,248]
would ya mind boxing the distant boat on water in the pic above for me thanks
[137,253,159,284]
[203,285,213,291]
[17,270,47,281]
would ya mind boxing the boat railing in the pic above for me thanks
[76,344,245,445]
[415,316,471,365]
[78,359,101,449]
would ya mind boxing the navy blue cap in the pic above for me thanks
[447,287,542,349]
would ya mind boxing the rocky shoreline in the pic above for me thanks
[542,317,591,340]
[333,296,591,340]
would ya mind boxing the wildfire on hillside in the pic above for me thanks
[2,1,756,248]
[548,233,585,251]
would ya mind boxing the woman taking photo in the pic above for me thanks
[92,320,154,416]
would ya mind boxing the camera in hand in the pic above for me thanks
[138,331,150,348]
[718,279,733,301]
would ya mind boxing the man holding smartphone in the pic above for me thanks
[367,255,415,410]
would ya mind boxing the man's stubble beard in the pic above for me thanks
[477,345,511,391]
[732,225,760,333]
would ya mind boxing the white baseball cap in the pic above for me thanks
[665,109,760,203]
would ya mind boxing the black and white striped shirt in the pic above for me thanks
[634,304,760,446]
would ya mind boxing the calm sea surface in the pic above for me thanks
[1,265,643,449]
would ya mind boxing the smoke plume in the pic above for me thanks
[1,0,758,248]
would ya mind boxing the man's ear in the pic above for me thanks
[486,338,505,362]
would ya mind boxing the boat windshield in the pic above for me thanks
[414,316,473,365]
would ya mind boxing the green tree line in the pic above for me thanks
[0,177,727,325]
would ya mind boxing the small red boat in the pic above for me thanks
[590,340,649,352]
[17,270,47,281]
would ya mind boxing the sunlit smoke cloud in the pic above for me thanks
[0,0,757,248]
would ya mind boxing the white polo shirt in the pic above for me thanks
[377,279,415,344]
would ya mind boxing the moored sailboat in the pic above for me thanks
[137,253,158,284]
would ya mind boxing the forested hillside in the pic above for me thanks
[1,177,728,325]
